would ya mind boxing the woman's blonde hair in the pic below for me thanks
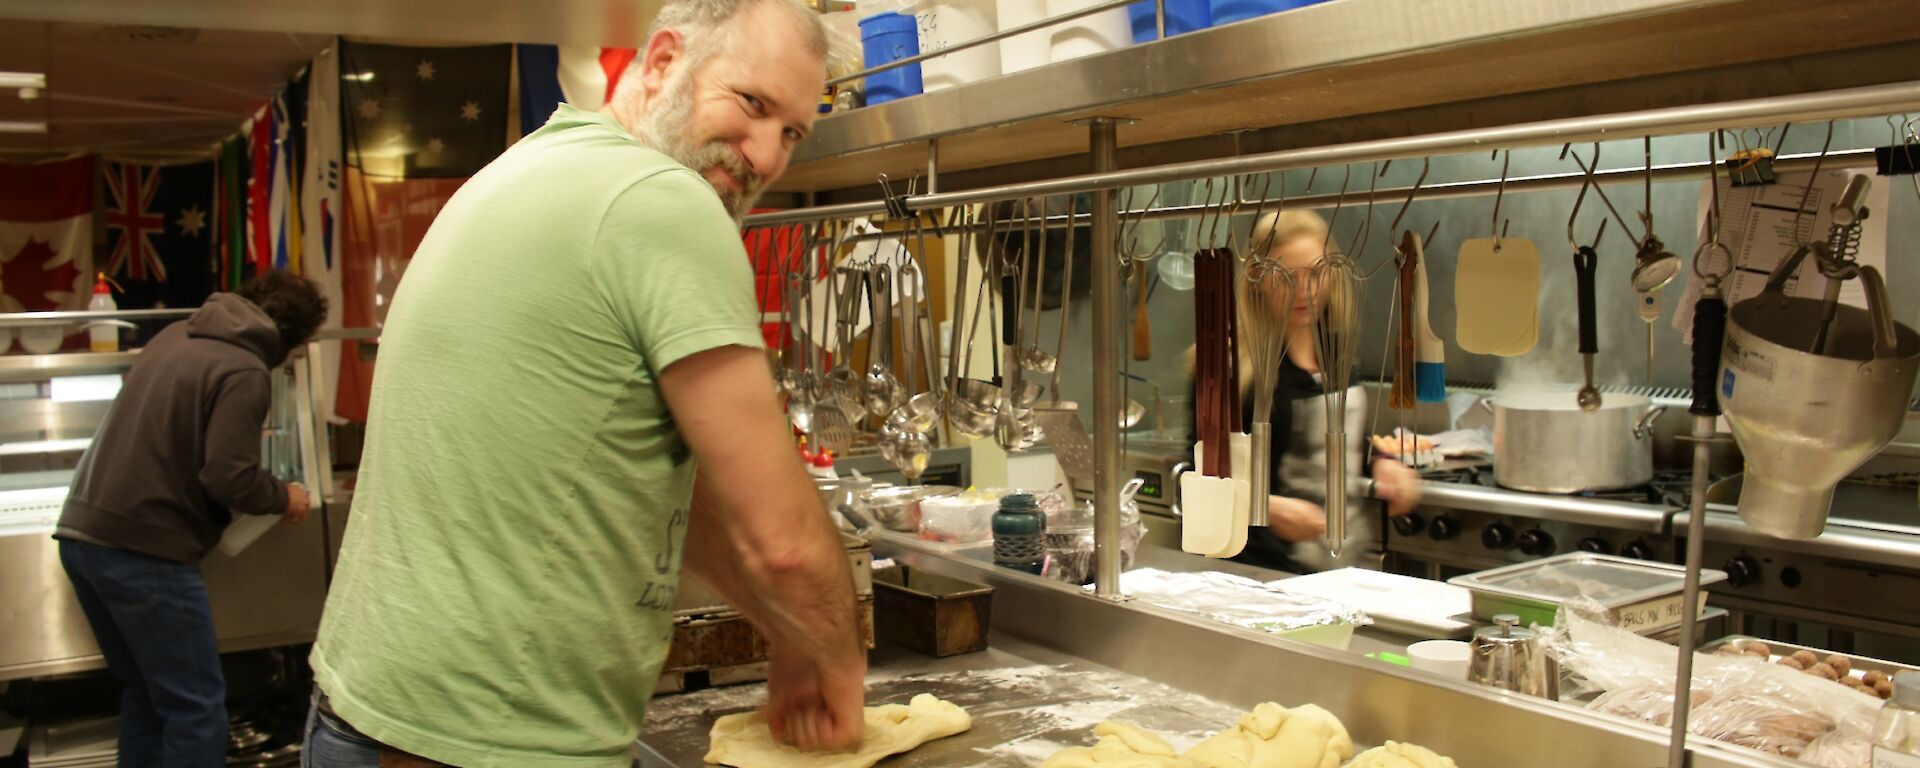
[1230,209,1352,396]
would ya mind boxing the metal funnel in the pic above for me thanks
[1720,276,1920,539]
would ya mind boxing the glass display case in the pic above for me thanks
[0,310,337,681]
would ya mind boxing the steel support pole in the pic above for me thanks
[1089,118,1124,599]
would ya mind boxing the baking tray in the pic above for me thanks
[1448,553,1726,634]
[1700,635,1919,680]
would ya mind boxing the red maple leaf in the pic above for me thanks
[3,237,80,311]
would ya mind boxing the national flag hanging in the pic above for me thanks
[335,40,510,421]
[100,160,217,314]
[515,44,635,135]
[302,40,348,425]
[268,92,293,271]
[0,156,95,352]
[216,136,249,291]
[246,104,276,275]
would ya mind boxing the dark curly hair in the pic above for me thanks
[237,271,328,353]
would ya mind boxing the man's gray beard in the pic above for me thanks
[632,73,763,223]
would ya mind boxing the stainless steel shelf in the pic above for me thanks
[0,351,139,382]
[776,0,1920,194]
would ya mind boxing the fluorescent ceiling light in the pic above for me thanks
[0,121,47,134]
[342,72,375,82]
[0,71,46,89]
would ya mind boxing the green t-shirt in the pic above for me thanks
[311,104,763,767]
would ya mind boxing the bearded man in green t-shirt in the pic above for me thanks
[304,1,865,765]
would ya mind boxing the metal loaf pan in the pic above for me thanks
[1448,553,1726,634]
[873,566,993,658]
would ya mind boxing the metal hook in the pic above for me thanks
[1321,165,1352,266]
[1564,142,1641,247]
[1569,146,1598,253]
[1490,149,1510,239]
[1120,187,1164,262]
[1694,133,1733,286]
[1387,157,1430,241]
[1788,120,1836,244]
[1206,176,1233,248]
[1243,173,1280,262]
[1223,175,1249,255]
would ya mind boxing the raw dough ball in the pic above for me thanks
[1743,642,1773,658]
[1863,671,1889,687]
[1776,657,1805,671]
[703,694,971,768]
[1040,721,1190,768]
[1806,663,1839,681]
[1823,655,1852,677]
[1874,679,1895,699]
[1789,650,1819,668]
[1183,702,1354,768]
[1343,741,1458,768]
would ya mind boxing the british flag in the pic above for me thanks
[103,162,168,282]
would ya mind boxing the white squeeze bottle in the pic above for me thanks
[87,273,118,353]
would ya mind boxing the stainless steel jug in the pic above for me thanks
[1468,614,1559,700]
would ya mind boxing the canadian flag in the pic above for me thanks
[0,157,95,350]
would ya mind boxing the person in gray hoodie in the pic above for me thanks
[55,270,327,767]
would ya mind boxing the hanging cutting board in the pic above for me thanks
[1456,236,1541,356]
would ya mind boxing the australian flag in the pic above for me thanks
[102,160,217,314]
[340,41,511,179]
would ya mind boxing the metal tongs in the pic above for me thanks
[1765,174,1875,356]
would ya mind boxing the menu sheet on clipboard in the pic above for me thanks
[1673,169,1890,342]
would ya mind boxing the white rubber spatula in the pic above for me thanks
[1456,236,1540,356]
[1218,433,1252,558]
[1181,443,1237,556]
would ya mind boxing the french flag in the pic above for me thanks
[517,45,636,134]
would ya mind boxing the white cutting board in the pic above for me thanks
[1270,567,1474,638]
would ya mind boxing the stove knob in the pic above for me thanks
[1392,513,1425,537]
[1428,516,1460,541]
[1723,555,1761,587]
[1481,523,1516,551]
[1577,537,1614,555]
[1622,539,1656,560]
[1517,529,1557,557]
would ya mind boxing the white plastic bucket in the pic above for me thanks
[995,0,1050,73]
[1044,0,1130,63]
[917,0,1000,91]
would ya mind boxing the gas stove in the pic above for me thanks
[1384,462,1920,662]
[1383,463,1689,579]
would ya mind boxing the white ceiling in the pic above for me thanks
[0,0,667,159]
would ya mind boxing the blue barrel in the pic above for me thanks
[1127,0,1212,42]
[1208,0,1321,26]
[859,12,923,105]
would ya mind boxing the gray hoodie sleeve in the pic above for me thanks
[201,369,289,517]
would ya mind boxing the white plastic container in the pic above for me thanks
[1044,0,1130,64]
[995,0,1050,73]
[917,0,1000,91]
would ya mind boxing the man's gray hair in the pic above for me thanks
[644,0,829,71]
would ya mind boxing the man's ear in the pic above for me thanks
[639,28,685,98]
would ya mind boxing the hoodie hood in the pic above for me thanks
[188,293,284,366]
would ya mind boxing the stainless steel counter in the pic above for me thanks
[638,538,1804,768]
[638,636,1247,767]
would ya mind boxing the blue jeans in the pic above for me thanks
[300,694,382,768]
[58,539,227,768]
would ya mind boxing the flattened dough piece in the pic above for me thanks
[1183,702,1354,768]
[703,694,971,768]
[1343,741,1458,768]
[1041,721,1194,768]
